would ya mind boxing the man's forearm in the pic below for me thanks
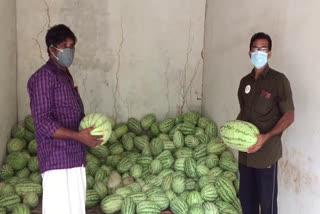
[52,127,79,141]
[265,111,295,141]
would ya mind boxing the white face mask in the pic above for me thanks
[51,45,75,68]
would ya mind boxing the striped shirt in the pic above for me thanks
[27,59,86,173]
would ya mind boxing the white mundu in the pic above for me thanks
[42,166,86,214]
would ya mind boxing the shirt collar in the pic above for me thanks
[250,64,270,79]
[46,58,70,74]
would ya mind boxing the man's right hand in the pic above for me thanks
[76,127,103,148]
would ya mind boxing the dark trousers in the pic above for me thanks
[239,162,278,214]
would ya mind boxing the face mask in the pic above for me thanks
[51,45,75,68]
[251,51,268,69]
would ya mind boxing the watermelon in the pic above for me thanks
[12,204,31,214]
[185,158,197,178]
[171,175,186,194]
[0,164,14,180]
[86,189,100,208]
[23,192,39,209]
[130,164,143,178]
[149,192,169,211]
[79,113,112,145]
[141,114,156,130]
[170,197,188,214]
[88,145,109,159]
[101,194,123,213]
[27,157,39,172]
[11,125,26,139]
[121,197,135,214]
[173,130,184,148]
[128,118,143,135]
[7,139,26,153]
[215,177,237,203]
[6,152,28,170]
[203,202,219,214]
[122,134,134,151]
[159,118,175,133]
[0,194,20,210]
[23,130,35,142]
[183,112,200,125]
[27,140,37,155]
[114,124,128,139]
[185,135,200,149]
[150,138,164,156]
[220,120,260,152]
[187,191,204,206]
[201,184,218,202]
[188,203,204,214]
[16,168,30,179]
[24,115,35,132]
[150,122,160,136]
[15,183,42,196]
[136,200,160,214]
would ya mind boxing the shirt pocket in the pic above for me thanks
[254,94,273,115]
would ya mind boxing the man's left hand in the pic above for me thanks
[247,134,269,153]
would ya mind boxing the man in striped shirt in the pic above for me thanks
[27,24,102,214]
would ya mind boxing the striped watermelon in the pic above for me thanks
[16,168,30,179]
[27,157,39,172]
[128,118,143,135]
[185,158,197,178]
[11,125,26,139]
[188,203,204,214]
[150,138,164,156]
[15,183,42,196]
[7,139,26,153]
[187,191,204,206]
[179,123,196,135]
[93,182,108,199]
[150,122,160,136]
[171,175,186,194]
[0,164,14,180]
[12,204,31,214]
[185,135,200,149]
[136,200,160,214]
[134,136,149,151]
[159,118,175,133]
[219,157,238,173]
[114,124,128,139]
[183,112,200,125]
[215,177,237,203]
[101,194,123,213]
[149,192,170,211]
[197,117,212,129]
[201,184,218,202]
[27,140,37,155]
[203,202,219,214]
[196,165,209,177]
[6,152,28,170]
[220,120,260,152]
[24,115,35,133]
[86,189,100,208]
[122,134,134,151]
[0,194,20,210]
[205,154,219,169]
[121,197,135,214]
[128,192,147,205]
[141,114,156,130]
[88,145,109,159]
[170,197,188,214]
[79,113,112,145]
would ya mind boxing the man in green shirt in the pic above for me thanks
[237,32,295,214]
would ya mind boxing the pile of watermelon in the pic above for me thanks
[0,112,243,214]
[85,112,242,214]
[0,115,41,213]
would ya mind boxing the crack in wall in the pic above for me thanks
[164,60,171,118]
[112,17,125,122]
[178,20,193,114]
[32,0,52,62]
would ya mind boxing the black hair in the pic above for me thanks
[45,24,77,56]
[249,32,272,51]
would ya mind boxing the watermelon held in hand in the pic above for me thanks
[79,113,112,145]
[220,120,260,152]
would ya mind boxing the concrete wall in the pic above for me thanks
[16,0,206,123]
[0,1,17,162]
[203,0,320,213]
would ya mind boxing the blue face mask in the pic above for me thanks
[51,45,75,68]
[251,51,268,69]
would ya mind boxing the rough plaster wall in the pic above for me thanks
[0,1,17,163]
[17,0,206,123]
[203,0,320,213]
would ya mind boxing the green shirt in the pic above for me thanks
[237,66,294,168]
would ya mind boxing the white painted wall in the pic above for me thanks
[203,0,320,213]
[0,1,17,163]
[16,0,206,123]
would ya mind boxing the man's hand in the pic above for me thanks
[76,127,103,148]
[247,134,269,153]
